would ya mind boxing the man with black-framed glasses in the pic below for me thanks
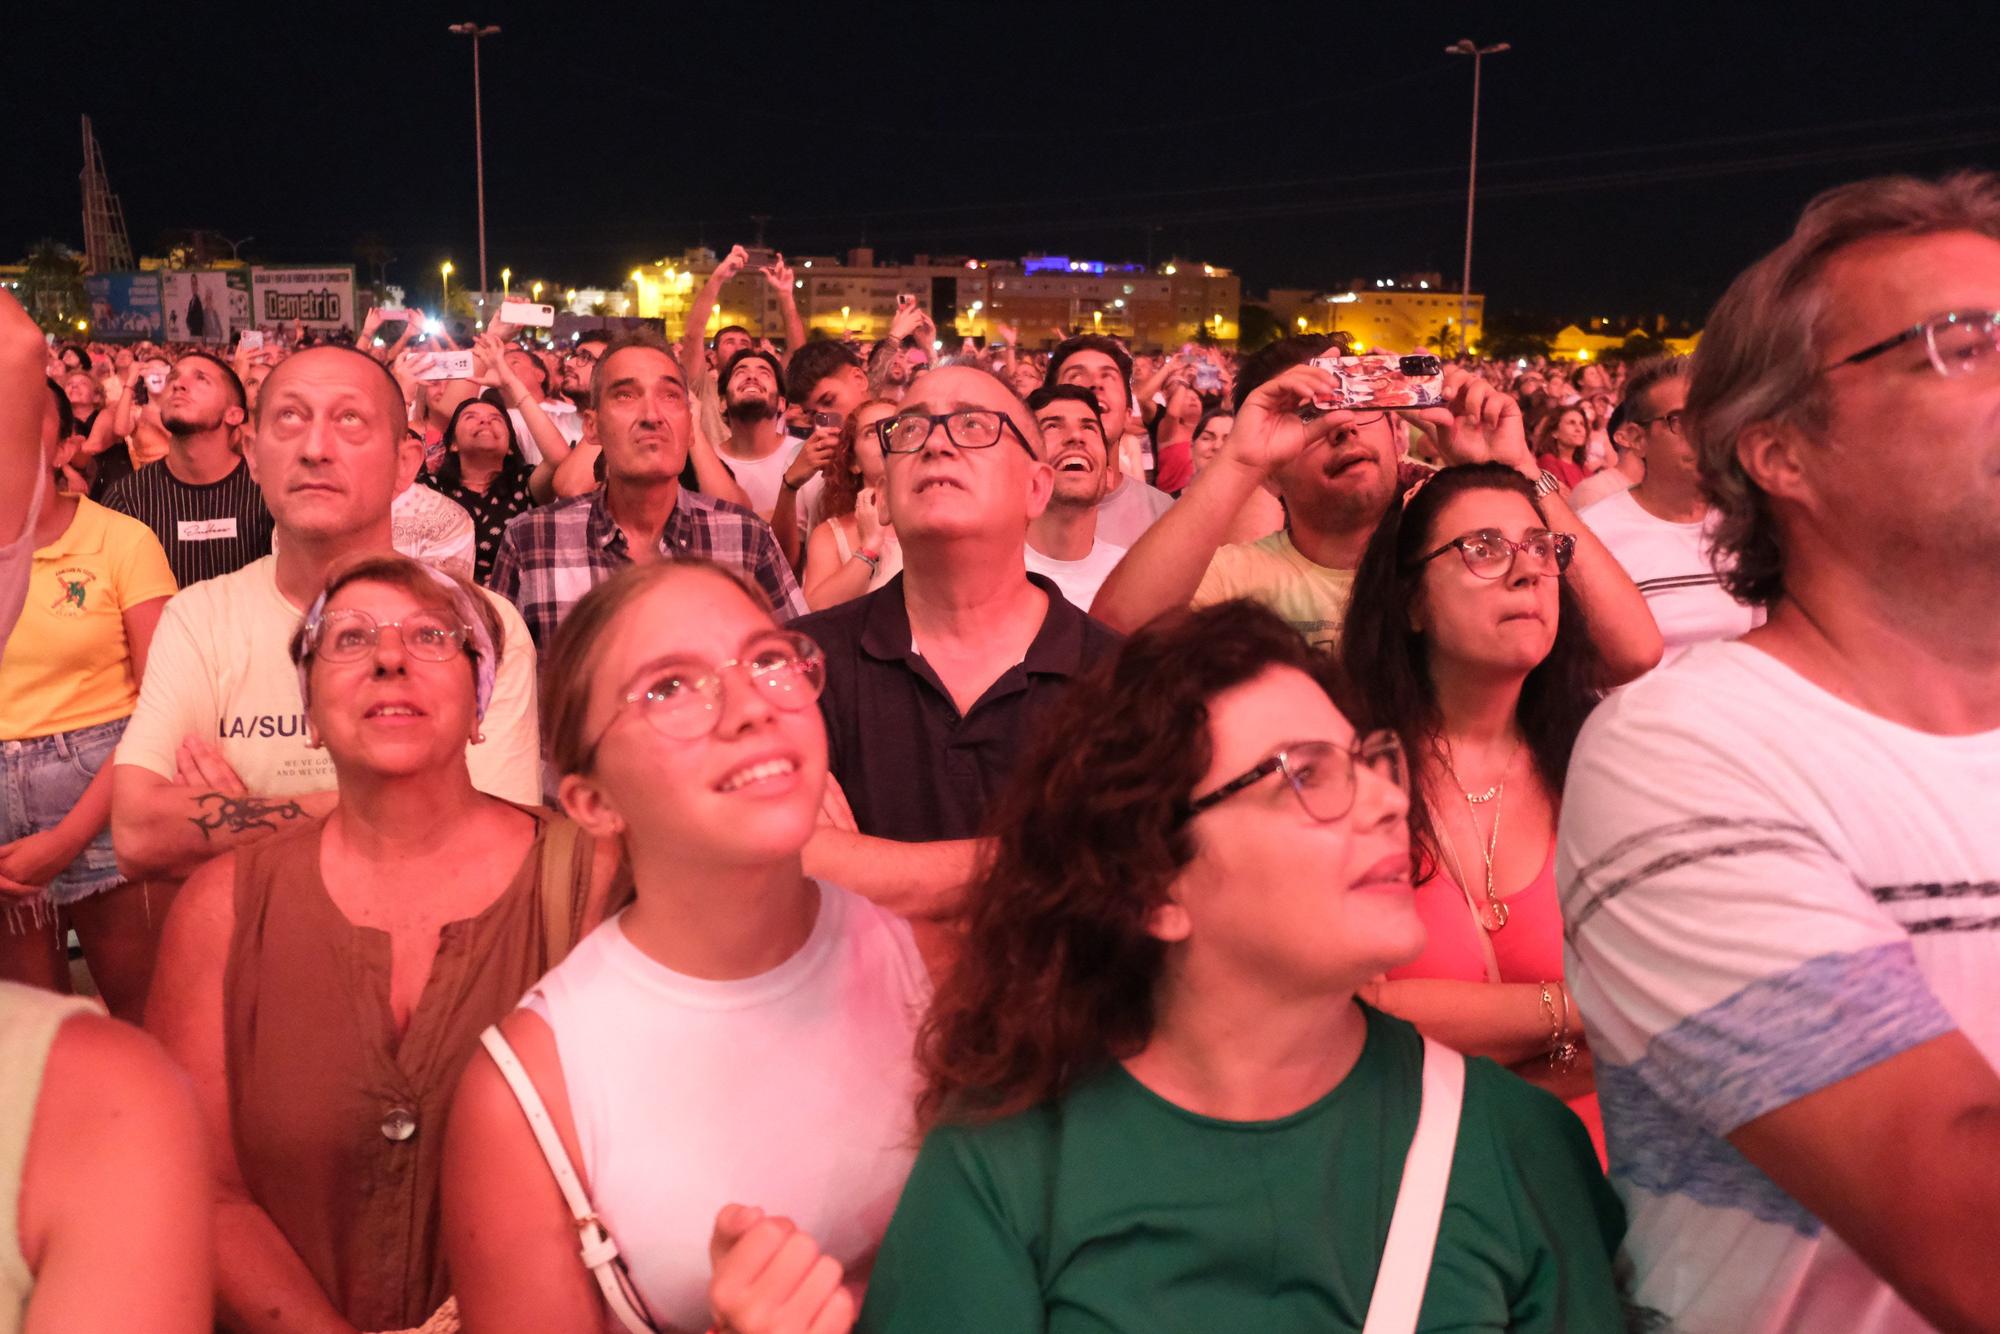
[1577,355,1762,662]
[1559,171,2000,1334]
[794,364,1122,920]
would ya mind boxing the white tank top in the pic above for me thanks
[526,882,929,1332]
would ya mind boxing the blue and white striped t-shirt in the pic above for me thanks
[1558,640,2000,1333]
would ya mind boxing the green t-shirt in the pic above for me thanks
[858,1008,1624,1334]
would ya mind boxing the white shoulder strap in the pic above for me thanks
[1361,1035,1467,1334]
[479,1025,660,1334]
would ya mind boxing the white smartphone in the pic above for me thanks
[143,369,168,393]
[415,350,477,381]
[237,330,266,353]
[498,300,555,328]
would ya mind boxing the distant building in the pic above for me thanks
[627,250,1243,350]
[1263,273,1484,356]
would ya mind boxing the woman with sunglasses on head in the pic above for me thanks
[1338,462,1632,1158]
[859,599,1622,1334]
[147,554,618,1334]
[443,560,931,1334]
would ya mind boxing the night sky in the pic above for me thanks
[11,2,2000,325]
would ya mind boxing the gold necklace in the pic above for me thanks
[1441,738,1522,933]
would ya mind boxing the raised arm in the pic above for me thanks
[146,855,361,1334]
[472,332,571,504]
[771,420,839,570]
[682,246,748,381]
[1091,364,1341,632]
[1421,369,1663,684]
[760,255,808,356]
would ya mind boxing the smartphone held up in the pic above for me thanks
[1301,353,1445,417]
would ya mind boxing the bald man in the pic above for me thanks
[112,347,542,882]
[794,364,1122,920]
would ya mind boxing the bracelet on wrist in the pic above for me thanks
[854,549,881,573]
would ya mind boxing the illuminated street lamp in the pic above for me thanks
[501,267,512,295]
[440,260,454,306]
[1296,315,1309,332]
[531,281,543,301]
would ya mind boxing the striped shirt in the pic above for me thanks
[1559,642,2000,1332]
[486,485,806,650]
[1576,489,1760,662]
[98,456,274,590]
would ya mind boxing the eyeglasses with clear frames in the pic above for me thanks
[1182,730,1408,825]
[1822,309,2000,378]
[1413,528,1576,580]
[1629,409,1687,435]
[309,608,469,662]
[580,631,826,768]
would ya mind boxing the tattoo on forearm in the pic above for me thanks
[188,793,309,840]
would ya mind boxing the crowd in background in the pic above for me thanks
[0,169,1995,1334]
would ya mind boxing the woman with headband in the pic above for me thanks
[148,554,622,1334]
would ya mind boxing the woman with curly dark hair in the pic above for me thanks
[858,599,1622,1334]
[1338,461,1615,1157]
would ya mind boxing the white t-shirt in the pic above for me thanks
[720,437,804,519]
[1093,475,1175,548]
[1567,467,1634,511]
[1578,490,1762,661]
[1558,642,2000,1334]
[1024,536,1128,613]
[114,554,540,803]
[526,883,929,1332]
[506,400,585,466]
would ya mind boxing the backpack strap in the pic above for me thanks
[478,1025,660,1334]
[1361,1036,1467,1334]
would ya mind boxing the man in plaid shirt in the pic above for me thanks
[487,335,806,648]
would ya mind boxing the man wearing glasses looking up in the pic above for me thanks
[1091,336,1662,679]
[1559,171,2000,1334]
[1576,355,1763,663]
[795,364,1122,924]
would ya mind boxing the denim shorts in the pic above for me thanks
[1,716,128,907]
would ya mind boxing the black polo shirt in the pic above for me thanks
[794,573,1123,843]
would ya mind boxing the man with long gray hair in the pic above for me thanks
[1559,171,2000,1332]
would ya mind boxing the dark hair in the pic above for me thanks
[1192,405,1235,442]
[1619,354,1688,429]
[785,340,863,406]
[821,397,896,520]
[1024,383,1105,455]
[61,344,92,372]
[588,330,680,409]
[1232,332,1346,411]
[1043,333,1133,391]
[46,377,75,442]
[503,344,551,397]
[714,324,751,346]
[1690,171,2000,608]
[436,395,526,490]
[915,599,1357,1129]
[176,351,248,412]
[1337,463,1606,883]
[719,347,787,401]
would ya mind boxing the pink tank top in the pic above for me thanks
[1386,836,1604,1161]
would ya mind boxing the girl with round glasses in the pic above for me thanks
[444,560,931,1334]
[859,599,1622,1332]
[147,555,620,1333]
[1339,462,1619,1157]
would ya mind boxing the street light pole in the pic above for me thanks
[1447,38,1509,357]
[449,21,501,309]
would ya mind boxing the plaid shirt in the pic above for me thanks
[487,486,807,649]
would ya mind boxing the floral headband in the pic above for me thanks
[297,563,498,721]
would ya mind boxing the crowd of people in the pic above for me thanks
[0,168,1994,1334]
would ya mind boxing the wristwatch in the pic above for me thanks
[1534,469,1562,498]
[855,549,881,574]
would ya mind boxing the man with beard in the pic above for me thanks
[1092,334,1664,672]
[99,352,274,588]
[713,348,799,518]
[1020,384,1127,610]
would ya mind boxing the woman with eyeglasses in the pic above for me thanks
[147,554,619,1334]
[1338,462,1623,1158]
[858,599,1622,1333]
[443,560,930,1334]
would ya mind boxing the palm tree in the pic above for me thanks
[22,240,87,334]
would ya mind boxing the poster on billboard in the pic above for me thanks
[159,270,244,345]
[250,266,357,332]
[82,273,163,341]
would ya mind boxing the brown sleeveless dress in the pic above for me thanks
[222,802,593,1332]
